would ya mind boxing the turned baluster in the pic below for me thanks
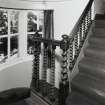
[87,11,90,27]
[49,45,56,102]
[41,43,48,96]
[69,43,73,71]
[32,32,41,92]
[79,23,83,49]
[86,14,88,30]
[86,13,89,32]
[59,35,69,105]
[89,9,92,24]
[74,32,78,61]
[83,17,86,39]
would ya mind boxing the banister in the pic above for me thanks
[68,0,94,73]
[69,0,94,43]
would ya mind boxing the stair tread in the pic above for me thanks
[88,35,105,47]
[79,57,105,69]
[93,27,105,34]
[78,57,105,79]
[66,90,100,105]
[84,45,105,60]
[72,73,105,104]
[94,19,105,29]
[71,14,105,105]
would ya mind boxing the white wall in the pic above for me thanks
[46,0,90,40]
[0,0,91,91]
[0,60,32,91]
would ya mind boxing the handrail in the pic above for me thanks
[32,36,62,46]
[69,0,94,43]
[68,0,94,72]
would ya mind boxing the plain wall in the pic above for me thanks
[0,0,92,91]
[0,60,33,91]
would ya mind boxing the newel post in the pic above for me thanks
[32,31,42,92]
[59,35,69,105]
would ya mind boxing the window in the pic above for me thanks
[27,11,44,54]
[0,9,44,65]
[0,10,8,35]
[0,8,56,67]
[10,11,19,34]
[0,9,19,64]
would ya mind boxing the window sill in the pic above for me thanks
[0,55,33,71]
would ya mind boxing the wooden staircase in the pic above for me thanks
[66,14,105,105]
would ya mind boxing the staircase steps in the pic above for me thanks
[71,73,105,104]
[84,45,105,61]
[94,14,105,28]
[78,57,105,80]
[95,14,105,20]
[94,21,105,28]
[66,89,100,105]
[88,36,105,49]
[67,14,105,105]
[92,27,105,37]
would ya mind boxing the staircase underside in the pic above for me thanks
[66,14,105,105]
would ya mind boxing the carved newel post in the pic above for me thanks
[32,31,41,92]
[59,35,69,105]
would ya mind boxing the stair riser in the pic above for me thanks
[92,29,105,37]
[88,39,105,49]
[94,21,105,28]
[84,50,105,61]
[88,43,105,50]
[71,14,105,105]
[78,64,105,80]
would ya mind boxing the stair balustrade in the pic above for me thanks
[31,0,94,105]
[69,0,94,71]
[31,31,69,105]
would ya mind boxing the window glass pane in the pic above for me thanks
[27,34,34,54]
[0,9,8,35]
[0,37,8,63]
[27,11,37,32]
[10,35,18,58]
[27,11,44,55]
[10,11,19,34]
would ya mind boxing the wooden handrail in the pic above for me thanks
[69,0,94,44]
[32,37,62,46]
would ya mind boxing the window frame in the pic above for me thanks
[0,9,19,64]
[0,9,44,68]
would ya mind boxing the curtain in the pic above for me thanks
[44,10,54,39]
[44,10,54,68]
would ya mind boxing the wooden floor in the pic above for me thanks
[25,92,49,105]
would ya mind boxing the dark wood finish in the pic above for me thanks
[68,0,94,72]
[31,0,94,105]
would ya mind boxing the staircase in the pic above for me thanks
[66,14,105,105]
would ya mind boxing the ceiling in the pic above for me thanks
[19,0,71,2]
